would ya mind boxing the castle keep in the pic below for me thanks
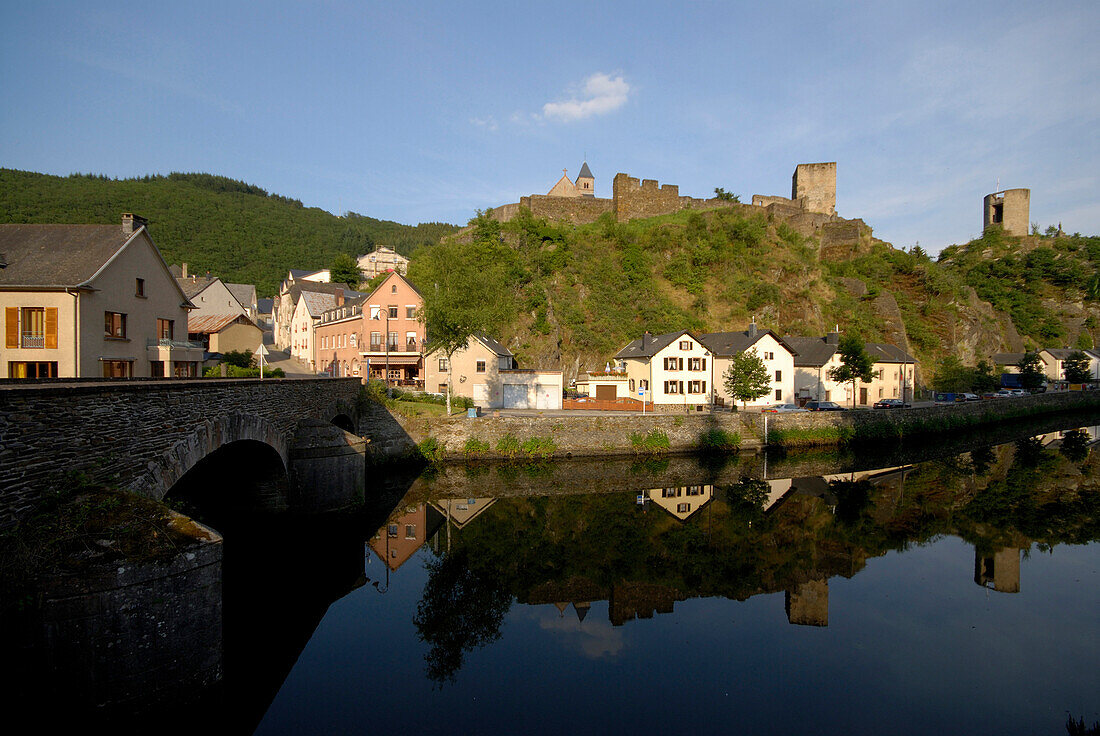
[983,188,1030,237]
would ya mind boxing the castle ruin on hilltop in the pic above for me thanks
[489,161,843,231]
[983,188,1030,237]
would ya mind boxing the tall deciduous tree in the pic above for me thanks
[1017,351,1046,390]
[827,335,875,408]
[410,212,516,414]
[1063,350,1092,383]
[330,252,362,289]
[722,349,772,410]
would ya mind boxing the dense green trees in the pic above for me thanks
[1063,351,1092,382]
[1017,352,1046,389]
[330,253,362,289]
[0,169,456,295]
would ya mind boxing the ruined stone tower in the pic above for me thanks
[792,162,837,216]
[983,188,1030,237]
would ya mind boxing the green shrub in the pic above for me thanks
[496,434,522,459]
[463,437,491,458]
[699,428,741,451]
[417,437,446,464]
[520,436,557,459]
[630,428,671,454]
[202,364,285,378]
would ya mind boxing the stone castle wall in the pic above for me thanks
[983,188,1030,237]
[792,162,837,215]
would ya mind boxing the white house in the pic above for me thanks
[700,326,798,407]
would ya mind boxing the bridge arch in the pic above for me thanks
[320,396,360,435]
[130,412,289,502]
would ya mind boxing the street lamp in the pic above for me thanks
[372,309,390,393]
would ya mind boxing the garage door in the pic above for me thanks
[472,384,490,407]
[535,384,558,409]
[595,384,616,401]
[503,384,529,409]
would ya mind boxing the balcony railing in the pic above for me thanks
[367,341,415,353]
[20,334,45,348]
[147,338,203,350]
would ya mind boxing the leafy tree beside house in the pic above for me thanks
[722,349,772,410]
[331,253,362,289]
[1017,352,1046,390]
[827,336,875,408]
[1063,350,1092,383]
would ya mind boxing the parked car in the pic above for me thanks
[873,398,911,409]
[960,393,981,402]
[805,400,844,411]
[980,392,999,400]
[993,389,1013,398]
[762,403,808,413]
[1010,388,1029,397]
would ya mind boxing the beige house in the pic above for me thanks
[170,264,252,321]
[615,330,715,407]
[274,280,357,351]
[357,246,409,279]
[290,289,350,370]
[187,313,263,357]
[425,334,563,409]
[701,327,798,407]
[646,485,713,520]
[785,333,916,405]
[575,371,632,400]
[1039,348,1100,381]
[1,214,202,378]
[315,294,365,378]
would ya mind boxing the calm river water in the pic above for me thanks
[9,418,1100,734]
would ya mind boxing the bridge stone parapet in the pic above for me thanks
[0,377,363,528]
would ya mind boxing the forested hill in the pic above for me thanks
[0,169,457,295]
[409,207,1100,382]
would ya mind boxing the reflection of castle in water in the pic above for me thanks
[975,547,1021,594]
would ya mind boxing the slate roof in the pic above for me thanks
[177,275,220,299]
[300,290,339,317]
[864,342,916,364]
[226,283,256,309]
[993,352,1027,365]
[782,335,839,367]
[289,268,313,279]
[1042,348,1082,360]
[188,313,258,334]
[476,333,513,357]
[577,161,594,179]
[0,224,135,287]
[699,329,796,357]
[614,330,693,359]
[256,298,274,315]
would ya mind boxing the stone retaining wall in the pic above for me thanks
[364,409,762,460]
[767,391,1100,445]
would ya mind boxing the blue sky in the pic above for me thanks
[2,1,1097,253]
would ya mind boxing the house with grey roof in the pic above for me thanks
[289,285,362,371]
[1,214,203,378]
[783,332,916,405]
[700,325,798,407]
[172,265,250,322]
[424,332,563,409]
[1039,348,1100,382]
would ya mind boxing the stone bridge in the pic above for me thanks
[0,377,364,528]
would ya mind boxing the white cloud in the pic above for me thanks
[469,115,499,132]
[541,72,630,122]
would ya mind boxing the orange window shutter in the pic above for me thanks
[5,307,17,348]
[45,308,58,349]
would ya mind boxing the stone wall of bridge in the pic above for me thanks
[0,377,362,528]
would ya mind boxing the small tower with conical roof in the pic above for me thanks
[574,161,595,198]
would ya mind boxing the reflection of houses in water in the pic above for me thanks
[974,547,1021,593]
[429,497,498,529]
[527,578,687,627]
[369,503,445,571]
[1035,426,1100,448]
[645,485,713,520]
[786,579,828,627]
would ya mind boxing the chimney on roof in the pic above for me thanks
[642,330,651,351]
[121,213,147,234]
[335,288,344,307]
[748,317,757,339]
[182,263,189,278]
[826,323,840,344]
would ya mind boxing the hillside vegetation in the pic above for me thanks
[0,169,457,295]
[410,207,1100,381]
